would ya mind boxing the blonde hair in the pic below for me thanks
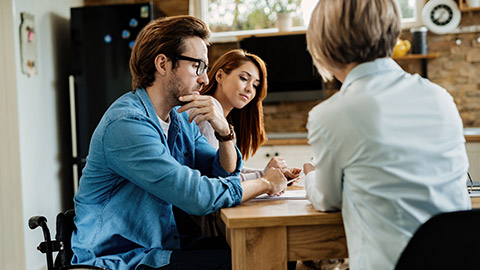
[201,49,268,160]
[306,0,401,80]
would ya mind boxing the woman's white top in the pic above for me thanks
[193,97,265,181]
[305,58,471,270]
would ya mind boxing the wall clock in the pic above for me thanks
[422,0,461,34]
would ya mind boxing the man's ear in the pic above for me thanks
[215,69,225,84]
[154,54,168,76]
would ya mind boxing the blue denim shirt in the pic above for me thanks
[71,88,243,269]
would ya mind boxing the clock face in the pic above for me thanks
[422,0,461,34]
[431,4,453,26]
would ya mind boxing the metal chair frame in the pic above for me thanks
[29,210,107,270]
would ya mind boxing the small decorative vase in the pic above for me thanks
[277,12,292,32]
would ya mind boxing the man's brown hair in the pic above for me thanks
[130,15,210,90]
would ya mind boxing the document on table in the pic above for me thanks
[253,189,307,201]
[469,190,480,197]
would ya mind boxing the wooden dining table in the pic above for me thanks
[221,191,480,270]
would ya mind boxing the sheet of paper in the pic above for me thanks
[469,190,480,197]
[253,189,307,201]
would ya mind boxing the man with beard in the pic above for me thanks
[71,16,287,270]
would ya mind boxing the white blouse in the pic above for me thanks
[305,58,471,270]
[192,97,265,181]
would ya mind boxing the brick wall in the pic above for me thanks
[234,11,480,132]
[424,12,480,127]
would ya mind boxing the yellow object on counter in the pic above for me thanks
[392,39,411,58]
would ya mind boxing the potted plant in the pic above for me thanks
[272,0,301,31]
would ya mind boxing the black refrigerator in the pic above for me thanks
[69,3,154,191]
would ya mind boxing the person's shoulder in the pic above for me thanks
[417,75,448,93]
[309,92,344,120]
[104,91,148,121]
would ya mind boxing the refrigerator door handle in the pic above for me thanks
[69,75,79,193]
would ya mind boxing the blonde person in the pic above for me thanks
[302,1,471,270]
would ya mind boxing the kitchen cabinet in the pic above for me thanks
[458,0,480,11]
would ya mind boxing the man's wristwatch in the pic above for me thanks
[215,124,235,142]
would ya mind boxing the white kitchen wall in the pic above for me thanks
[9,0,82,269]
[1,0,24,268]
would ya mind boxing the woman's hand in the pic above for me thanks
[264,157,301,179]
[303,162,315,174]
[265,156,288,170]
[283,167,302,180]
[177,94,230,136]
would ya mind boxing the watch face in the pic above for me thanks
[431,4,453,26]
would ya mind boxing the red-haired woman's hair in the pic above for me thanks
[201,49,268,160]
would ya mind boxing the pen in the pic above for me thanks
[287,173,305,186]
[287,178,297,185]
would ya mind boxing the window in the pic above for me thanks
[398,0,425,29]
[191,0,425,42]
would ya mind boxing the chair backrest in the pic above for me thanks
[54,209,76,268]
[30,209,108,270]
[395,209,480,270]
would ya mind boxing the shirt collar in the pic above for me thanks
[135,88,155,118]
[135,88,181,147]
[341,58,403,92]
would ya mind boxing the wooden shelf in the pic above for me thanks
[459,0,480,11]
[466,135,480,142]
[392,53,438,78]
[392,53,438,60]
[264,138,308,146]
[237,30,306,40]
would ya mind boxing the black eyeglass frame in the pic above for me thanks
[169,55,209,76]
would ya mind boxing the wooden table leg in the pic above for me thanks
[230,226,287,270]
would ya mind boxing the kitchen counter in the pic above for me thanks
[266,128,480,145]
[464,128,480,142]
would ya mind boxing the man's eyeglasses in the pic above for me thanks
[170,55,209,76]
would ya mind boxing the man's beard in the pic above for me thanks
[166,72,202,107]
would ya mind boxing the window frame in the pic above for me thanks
[191,0,426,43]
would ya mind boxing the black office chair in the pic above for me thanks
[395,209,480,270]
[29,210,107,270]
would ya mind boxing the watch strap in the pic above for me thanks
[215,124,235,142]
